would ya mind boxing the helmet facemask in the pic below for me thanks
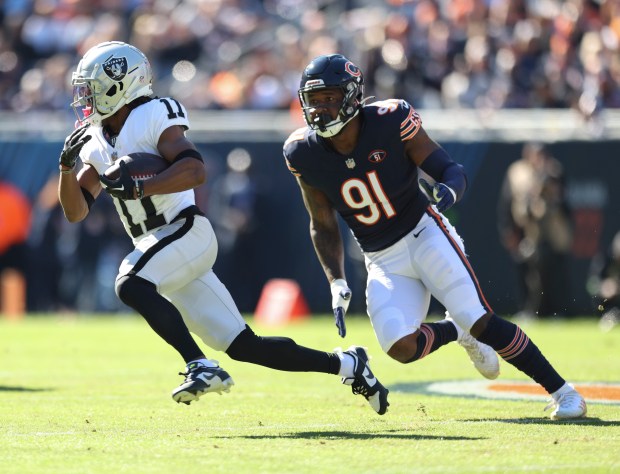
[70,41,153,126]
[299,81,363,138]
[71,83,95,124]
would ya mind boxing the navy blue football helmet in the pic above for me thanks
[298,54,364,137]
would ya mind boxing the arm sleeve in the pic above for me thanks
[419,148,467,201]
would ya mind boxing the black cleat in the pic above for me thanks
[339,346,389,415]
[172,361,234,405]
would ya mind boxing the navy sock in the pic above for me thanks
[477,314,565,393]
[405,320,458,363]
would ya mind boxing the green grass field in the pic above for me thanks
[1,314,618,474]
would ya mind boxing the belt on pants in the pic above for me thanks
[130,205,205,238]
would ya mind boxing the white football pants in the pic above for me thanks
[364,207,491,353]
[117,215,246,351]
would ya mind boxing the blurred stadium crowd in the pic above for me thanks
[1,0,620,116]
[2,0,620,319]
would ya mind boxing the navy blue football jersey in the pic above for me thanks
[284,99,430,252]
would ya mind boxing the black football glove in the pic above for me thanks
[99,161,136,200]
[59,123,91,169]
[419,178,456,213]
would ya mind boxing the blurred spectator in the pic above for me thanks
[498,142,573,318]
[25,173,132,313]
[587,230,620,328]
[2,0,620,317]
[1,0,620,115]
[208,147,259,312]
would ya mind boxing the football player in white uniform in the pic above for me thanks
[57,41,389,415]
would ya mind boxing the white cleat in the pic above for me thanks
[446,313,500,380]
[545,384,587,420]
[337,346,390,415]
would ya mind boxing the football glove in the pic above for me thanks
[59,123,91,169]
[419,178,456,213]
[330,279,352,338]
[99,161,137,200]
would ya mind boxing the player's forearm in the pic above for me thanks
[310,223,346,283]
[141,160,206,197]
[58,171,88,222]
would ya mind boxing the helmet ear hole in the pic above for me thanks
[106,85,117,97]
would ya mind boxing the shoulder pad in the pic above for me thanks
[363,99,421,141]
[284,127,307,149]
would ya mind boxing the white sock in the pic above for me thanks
[336,351,355,378]
[551,382,572,400]
[445,311,464,341]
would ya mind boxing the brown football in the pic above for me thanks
[104,153,170,180]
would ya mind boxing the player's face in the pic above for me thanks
[304,87,344,123]
[72,83,95,124]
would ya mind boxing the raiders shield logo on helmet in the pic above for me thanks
[103,56,128,81]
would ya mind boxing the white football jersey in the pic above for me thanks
[79,97,196,243]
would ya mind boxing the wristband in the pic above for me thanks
[60,167,75,175]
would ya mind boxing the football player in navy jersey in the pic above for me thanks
[284,54,586,419]
[58,42,389,415]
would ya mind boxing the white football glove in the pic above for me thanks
[330,279,352,338]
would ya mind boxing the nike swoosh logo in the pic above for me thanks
[362,366,377,386]
[200,372,218,381]
[413,226,426,238]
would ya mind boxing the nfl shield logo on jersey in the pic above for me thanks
[345,158,356,169]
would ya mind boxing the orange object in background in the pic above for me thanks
[1,268,26,319]
[0,182,31,254]
[254,278,310,326]
[0,182,31,319]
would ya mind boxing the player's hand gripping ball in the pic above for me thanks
[100,153,169,200]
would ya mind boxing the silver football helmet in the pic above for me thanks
[71,41,153,126]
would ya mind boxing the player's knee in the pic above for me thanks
[226,326,260,361]
[115,275,156,307]
[227,325,299,364]
[387,333,419,364]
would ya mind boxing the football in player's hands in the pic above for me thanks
[104,153,170,180]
